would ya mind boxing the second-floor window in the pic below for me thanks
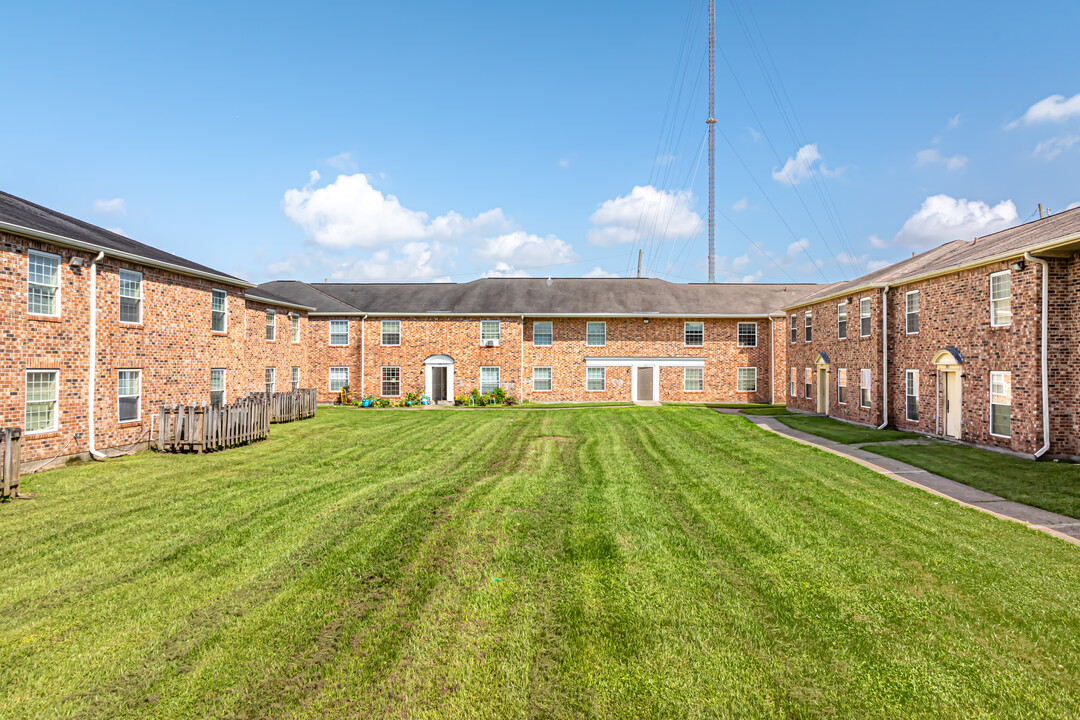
[28,250,60,316]
[586,321,606,347]
[990,271,1012,326]
[789,314,797,343]
[211,289,227,332]
[481,320,501,344]
[381,320,401,346]
[266,309,276,341]
[119,269,142,324]
[860,298,871,337]
[329,319,349,346]
[685,322,704,346]
[837,302,847,339]
[290,314,300,342]
[906,291,919,334]
[533,321,553,346]
[803,311,812,342]
[737,322,756,347]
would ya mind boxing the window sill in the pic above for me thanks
[211,331,228,336]
[117,421,143,429]
[120,323,144,330]
[24,430,59,439]
[28,314,61,323]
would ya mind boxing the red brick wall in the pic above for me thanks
[1048,254,1080,456]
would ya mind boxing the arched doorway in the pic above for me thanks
[932,348,963,439]
[424,355,454,403]
[814,351,830,415]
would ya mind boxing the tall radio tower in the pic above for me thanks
[707,0,717,283]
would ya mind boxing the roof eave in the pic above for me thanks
[244,294,317,312]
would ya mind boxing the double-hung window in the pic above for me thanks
[685,367,704,392]
[859,298,871,337]
[804,311,812,342]
[737,322,757,347]
[586,367,606,391]
[291,366,300,392]
[685,322,704,346]
[533,366,552,392]
[804,368,812,398]
[737,367,757,393]
[533,321,552,346]
[266,309,276,341]
[329,319,349,346]
[265,367,276,395]
[118,370,140,422]
[905,370,919,421]
[119,269,142,324]
[905,291,919,334]
[837,368,847,404]
[586,322,606,347]
[25,370,58,433]
[290,314,300,343]
[28,250,60,316]
[789,367,796,397]
[990,371,1012,437]
[837,302,847,339]
[860,369,871,408]
[211,289,227,332]
[480,366,501,394]
[789,314,797,343]
[380,367,399,396]
[481,320,501,344]
[990,271,1012,327]
[210,368,226,407]
[381,320,401,346]
[330,366,350,393]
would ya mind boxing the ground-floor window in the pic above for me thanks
[480,366,501,394]
[533,366,552,392]
[684,367,704,392]
[804,368,812,399]
[265,367,275,395]
[586,367,606,392]
[330,366,350,394]
[837,368,847,404]
[789,367,796,397]
[379,366,398,396]
[291,366,300,392]
[990,371,1012,437]
[905,370,919,421]
[860,369,871,408]
[118,369,141,422]
[210,368,226,407]
[26,369,58,433]
[737,367,756,393]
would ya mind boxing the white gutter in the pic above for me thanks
[1025,252,1051,458]
[877,285,890,430]
[311,311,782,319]
[0,220,256,289]
[769,316,775,404]
[88,251,106,460]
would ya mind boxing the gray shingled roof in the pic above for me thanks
[258,278,821,316]
[244,286,317,311]
[787,207,1080,308]
[0,190,249,285]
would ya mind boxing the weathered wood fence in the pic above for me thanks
[157,399,269,453]
[1,428,22,499]
[247,389,318,423]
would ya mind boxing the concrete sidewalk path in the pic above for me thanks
[717,409,1080,547]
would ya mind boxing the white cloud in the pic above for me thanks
[891,194,1018,249]
[266,243,455,283]
[869,234,889,249]
[481,262,532,278]
[1033,134,1080,160]
[731,196,748,212]
[282,172,510,250]
[947,113,961,129]
[747,127,762,142]
[587,185,702,246]
[473,231,578,269]
[327,152,357,171]
[93,198,125,215]
[771,143,844,185]
[583,266,620,278]
[106,227,126,236]
[1068,202,1080,211]
[1010,93,1080,127]
[655,153,677,166]
[914,148,968,171]
[558,157,571,169]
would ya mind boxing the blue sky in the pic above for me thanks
[2,0,1078,285]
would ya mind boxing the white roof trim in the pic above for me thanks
[584,356,706,368]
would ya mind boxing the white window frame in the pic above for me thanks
[118,369,141,423]
[381,320,401,346]
[266,309,276,341]
[684,321,704,347]
[804,367,812,399]
[803,311,812,342]
[290,313,301,343]
[737,367,757,393]
[265,367,276,395]
[905,291,919,335]
[27,250,61,317]
[586,366,606,392]
[532,366,553,392]
[789,314,797,344]
[990,371,1012,438]
[480,366,501,394]
[211,288,228,333]
[533,321,553,347]
[990,270,1012,327]
[860,297,871,338]
[291,366,300,392]
[736,322,757,348]
[481,320,501,344]
[330,366,351,394]
[210,368,226,407]
[25,369,59,434]
[789,367,796,397]
[684,367,704,392]
[837,302,847,340]
[329,319,350,346]
[860,369,871,408]
[380,366,399,397]
[837,368,847,405]
[586,321,607,347]
[118,268,143,325]
[905,369,919,422]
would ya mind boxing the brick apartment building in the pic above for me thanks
[784,208,1080,459]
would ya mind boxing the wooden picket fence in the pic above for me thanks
[1,428,21,499]
[157,399,269,453]
[247,389,318,424]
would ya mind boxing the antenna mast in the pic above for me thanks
[707,0,717,283]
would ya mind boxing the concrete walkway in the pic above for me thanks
[717,409,1080,547]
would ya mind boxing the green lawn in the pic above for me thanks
[3,407,1080,719]
[864,442,1080,519]
[777,414,922,444]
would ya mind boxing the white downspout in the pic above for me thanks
[1025,252,1050,458]
[877,285,890,429]
[520,315,525,399]
[769,317,775,404]
[360,315,367,398]
[88,251,106,460]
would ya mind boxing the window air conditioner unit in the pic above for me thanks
[483,339,500,347]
